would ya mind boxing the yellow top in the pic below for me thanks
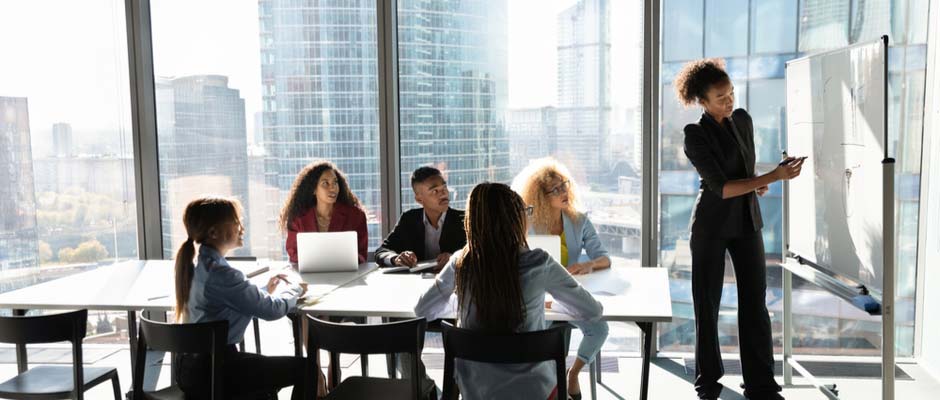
[560,231,569,266]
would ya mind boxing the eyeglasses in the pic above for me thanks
[524,205,534,216]
[544,180,570,197]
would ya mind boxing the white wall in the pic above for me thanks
[919,0,940,381]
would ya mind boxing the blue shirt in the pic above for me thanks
[186,245,301,345]
[414,248,603,399]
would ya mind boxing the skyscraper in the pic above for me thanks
[258,0,508,252]
[556,0,610,180]
[0,96,40,272]
[155,75,250,257]
[52,122,73,158]
[507,106,556,175]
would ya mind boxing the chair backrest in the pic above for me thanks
[440,321,569,400]
[306,316,427,399]
[0,309,89,398]
[226,256,258,261]
[133,314,228,400]
[0,309,87,345]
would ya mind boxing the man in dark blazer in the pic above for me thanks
[375,166,466,270]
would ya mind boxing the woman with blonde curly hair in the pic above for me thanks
[513,158,610,400]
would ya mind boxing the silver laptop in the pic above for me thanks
[297,231,359,273]
[528,234,562,264]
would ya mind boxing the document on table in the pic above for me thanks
[574,271,630,295]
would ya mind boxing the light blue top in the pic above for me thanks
[414,248,603,400]
[535,211,609,267]
[186,245,301,345]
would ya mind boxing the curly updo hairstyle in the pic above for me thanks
[673,58,730,107]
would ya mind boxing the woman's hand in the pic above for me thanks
[298,282,308,297]
[567,262,593,275]
[773,157,805,182]
[756,185,769,196]
[266,274,290,294]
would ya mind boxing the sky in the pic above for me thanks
[0,0,643,153]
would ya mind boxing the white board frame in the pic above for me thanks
[781,36,894,400]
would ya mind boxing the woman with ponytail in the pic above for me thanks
[173,196,310,399]
[414,183,604,400]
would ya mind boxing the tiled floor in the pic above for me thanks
[1,319,936,399]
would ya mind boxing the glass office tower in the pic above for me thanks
[259,0,508,249]
[0,96,40,277]
[156,75,251,257]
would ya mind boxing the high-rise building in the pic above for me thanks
[258,0,509,252]
[52,122,73,158]
[507,107,556,175]
[396,0,510,208]
[0,97,40,272]
[155,75,250,257]
[556,0,610,180]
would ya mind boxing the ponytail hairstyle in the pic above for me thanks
[455,182,528,333]
[174,196,243,322]
[673,58,730,107]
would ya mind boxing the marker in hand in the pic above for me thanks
[779,156,807,166]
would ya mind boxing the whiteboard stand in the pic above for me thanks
[781,36,894,400]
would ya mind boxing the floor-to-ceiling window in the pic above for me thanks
[395,0,646,351]
[150,0,385,259]
[658,0,927,357]
[0,0,138,298]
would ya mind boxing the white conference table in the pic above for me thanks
[0,261,671,400]
[304,267,673,400]
[0,259,376,394]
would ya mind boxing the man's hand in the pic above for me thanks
[756,185,769,197]
[394,251,418,267]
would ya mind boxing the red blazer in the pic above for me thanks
[286,202,368,264]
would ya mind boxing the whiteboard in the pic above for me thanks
[785,38,887,290]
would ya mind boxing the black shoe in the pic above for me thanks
[567,393,582,400]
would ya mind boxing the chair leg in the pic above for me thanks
[111,373,122,400]
[595,351,602,383]
[588,360,597,400]
[253,318,262,354]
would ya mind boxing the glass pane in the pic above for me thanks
[663,0,704,62]
[747,79,786,164]
[0,0,137,294]
[397,0,645,351]
[659,0,925,357]
[798,0,850,51]
[151,0,384,259]
[704,0,748,57]
[750,0,797,54]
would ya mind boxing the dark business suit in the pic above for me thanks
[684,109,781,399]
[374,207,466,267]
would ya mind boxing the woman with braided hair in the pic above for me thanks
[414,182,603,400]
[677,58,803,400]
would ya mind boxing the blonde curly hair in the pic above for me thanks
[511,158,582,234]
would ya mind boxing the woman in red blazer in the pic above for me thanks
[280,160,368,264]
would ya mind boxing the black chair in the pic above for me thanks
[132,315,228,400]
[0,309,121,400]
[440,321,570,400]
[227,255,263,354]
[306,315,427,400]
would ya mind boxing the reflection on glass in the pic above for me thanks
[0,0,138,295]
[750,0,797,54]
[705,0,748,57]
[661,0,924,356]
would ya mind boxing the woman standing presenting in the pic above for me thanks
[677,59,803,400]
